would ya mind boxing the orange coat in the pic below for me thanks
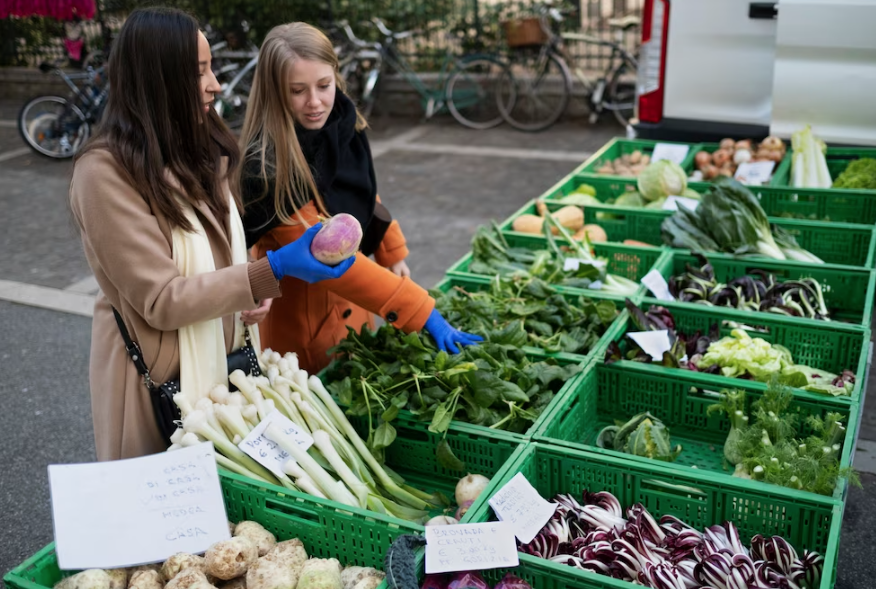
[252,200,435,373]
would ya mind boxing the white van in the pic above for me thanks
[632,0,876,146]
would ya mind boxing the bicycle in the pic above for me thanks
[18,62,109,159]
[337,18,513,130]
[207,23,259,131]
[498,2,639,132]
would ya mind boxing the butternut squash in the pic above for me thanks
[511,214,545,234]
[552,205,585,231]
[574,224,608,243]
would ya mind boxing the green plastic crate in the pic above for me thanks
[690,143,790,187]
[579,137,700,180]
[610,300,870,403]
[513,198,876,268]
[651,250,876,326]
[467,443,843,589]
[534,361,858,501]
[3,472,425,589]
[773,147,876,193]
[432,274,628,365]
[444,228,665,293]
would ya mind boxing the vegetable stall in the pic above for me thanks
[5,132,872,589]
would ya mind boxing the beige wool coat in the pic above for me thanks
[70,149,281,461]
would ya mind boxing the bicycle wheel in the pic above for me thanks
[606,59,637,127]
[19,95,89,159]
[216,63,255,130]
[446,56,510,130]
[498,50,572,132]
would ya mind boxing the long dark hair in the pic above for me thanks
[77,7,240,231]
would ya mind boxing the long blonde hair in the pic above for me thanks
[236,22,367,225]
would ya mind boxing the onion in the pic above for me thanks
[761,135,784,151]
[310,213,362,266]
[455,473,490,506]
[733,148,752,165]
[720,138,736,151]
[426,515,458,526]
[711,149,732,167]
[694,151,712,170]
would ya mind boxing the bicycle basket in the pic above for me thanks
[502,17,548,47]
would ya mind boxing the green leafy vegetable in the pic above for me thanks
[637,159,688,201]
[596,412,682,461]
[468,222,639,295]
[832,157,876,190]
[709,383,859,495]
[324,325,582,469]
[433,275,618,355]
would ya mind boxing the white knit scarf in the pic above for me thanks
[171,194,262,403]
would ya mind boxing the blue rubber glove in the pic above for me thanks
[266,223,356,283]
[424,309,484,354]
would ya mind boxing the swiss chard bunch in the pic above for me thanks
[432,275,619,356]
[708,383,859,495]
[661,177,824,263]
[324,326,582,469]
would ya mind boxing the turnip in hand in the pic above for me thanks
[310,214,362,266]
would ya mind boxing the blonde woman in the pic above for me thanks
[238,22,480,372]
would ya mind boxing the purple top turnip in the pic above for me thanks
[310,214,363,266]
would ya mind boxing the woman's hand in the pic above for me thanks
[242,298,273,326]
[390,259,411,278]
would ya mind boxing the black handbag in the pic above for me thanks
[111,307,261,445]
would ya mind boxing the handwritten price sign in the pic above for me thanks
[238,411,313,478]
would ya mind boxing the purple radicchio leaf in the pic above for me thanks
[492,573,533,589]
[447,572,489,589]
[789,550,824,589]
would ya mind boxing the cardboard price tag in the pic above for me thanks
[651,143,690,165]
[488,472,557,544]
[49,442,230,569]
[240,411,313,478]
[628,330,673,362]
[425,522,519,574]
[641,269,674,301]
[662,195,700,212]
[735,161,775,185]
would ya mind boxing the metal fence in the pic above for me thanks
[1,0,642,71]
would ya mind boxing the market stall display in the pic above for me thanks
[7,133,870,589]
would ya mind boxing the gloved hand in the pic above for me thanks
[266,223,356,283]
[424,309,483,354]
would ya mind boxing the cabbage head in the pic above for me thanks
[637,160,688,201]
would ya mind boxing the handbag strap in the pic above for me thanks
[111,306,157,391]
[111,307,252,390]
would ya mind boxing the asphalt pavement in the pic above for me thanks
[1,103,875,587]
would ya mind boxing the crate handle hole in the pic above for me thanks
[721,320,770,335]
[264,498,323,528]
[640,478,708,499]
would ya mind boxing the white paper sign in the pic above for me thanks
[425,522,519,574]
[735,161,775,185]
[488,472,557,544]
[49,442,230,569]
[563,258,607,272]
[651,143,690,165]
[642,269,675,301]
[240,411,314,478]
[628,330,672,361]
[662,195,700,212]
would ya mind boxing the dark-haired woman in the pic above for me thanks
[69,7,353,461]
